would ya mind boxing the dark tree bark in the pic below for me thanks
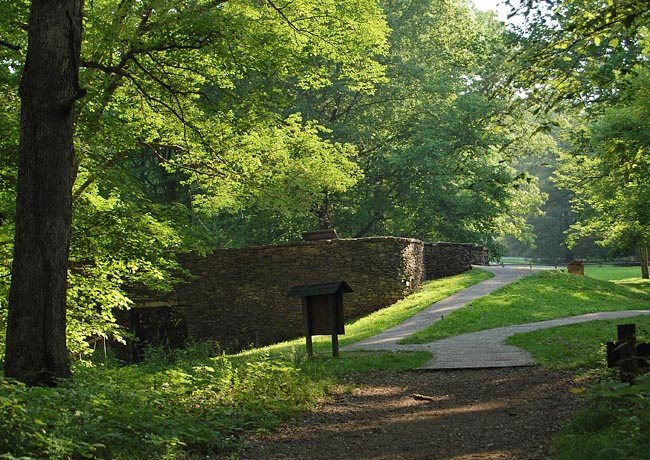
[4,0,84,385]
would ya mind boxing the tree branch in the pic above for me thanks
[142,142,227,179]
[0,39,21,51]
[72,151,132,201]
[354,213,385,238]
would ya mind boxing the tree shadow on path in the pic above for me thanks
[241,367,585,460]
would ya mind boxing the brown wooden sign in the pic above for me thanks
[289,281,352,357]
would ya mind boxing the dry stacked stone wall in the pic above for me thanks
[424,242,488,280]
[128,237,488,354]
[134,237,424,351]
[470,245,489,266]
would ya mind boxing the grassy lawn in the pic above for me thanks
[401,269,650,344]
[584,264,645,281]
[504,267,650,371]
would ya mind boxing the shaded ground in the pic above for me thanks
[241,367,586,460]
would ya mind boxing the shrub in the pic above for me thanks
[550,373,650,460]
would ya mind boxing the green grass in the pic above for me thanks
[500,256,530,263]
[584,264,645,281]
[502,268,650,371]
[401,270,650,344]
[508,315,650,370]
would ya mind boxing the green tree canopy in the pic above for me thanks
[0,0,390,361]
[504,0,650,272]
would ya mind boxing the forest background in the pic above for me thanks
[1,0,649,378]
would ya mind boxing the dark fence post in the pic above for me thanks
[617,324,638,383]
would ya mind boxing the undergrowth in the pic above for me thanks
[0,346,320,459]
[549,373,650,460]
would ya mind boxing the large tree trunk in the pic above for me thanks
[4,0,84,385]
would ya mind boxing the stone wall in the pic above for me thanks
[424,242,488,279]
[127,237,489,354]
[470,245,490,266]
[132,237,424,351]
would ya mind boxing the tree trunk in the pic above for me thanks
[641,246,649,280]
[4,0,84,385]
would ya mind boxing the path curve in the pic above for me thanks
[342,266,650,369]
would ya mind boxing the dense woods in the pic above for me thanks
[1,0,649,383]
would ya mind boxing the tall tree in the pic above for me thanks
[4,0,84,384]
[296,0,543,250]
[505,0,650,272]
[554,66,650,276]
[1,0,389,380]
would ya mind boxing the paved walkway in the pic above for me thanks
[342,266,650,369]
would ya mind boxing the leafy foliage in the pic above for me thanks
[315,0,543,248]
[0,348,319,459]
[554,64,650,257]
[0,0,390,359]
[550,373,650,460]
[500,1,650,265]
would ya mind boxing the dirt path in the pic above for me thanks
[241,367,586,460]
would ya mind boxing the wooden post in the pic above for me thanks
[331,333,339,357]
[641,246,649,280]
[331,295,340,357]
[305,334,313,358]
[618,324,638,383]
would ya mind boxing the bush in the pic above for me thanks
[550,373,650,460]
[0,378,105,459]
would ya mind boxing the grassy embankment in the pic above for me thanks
[395,264,650,371]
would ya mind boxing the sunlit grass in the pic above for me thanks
[508,315,650,370]
[585,264,646,281]
[402,270,650,344]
